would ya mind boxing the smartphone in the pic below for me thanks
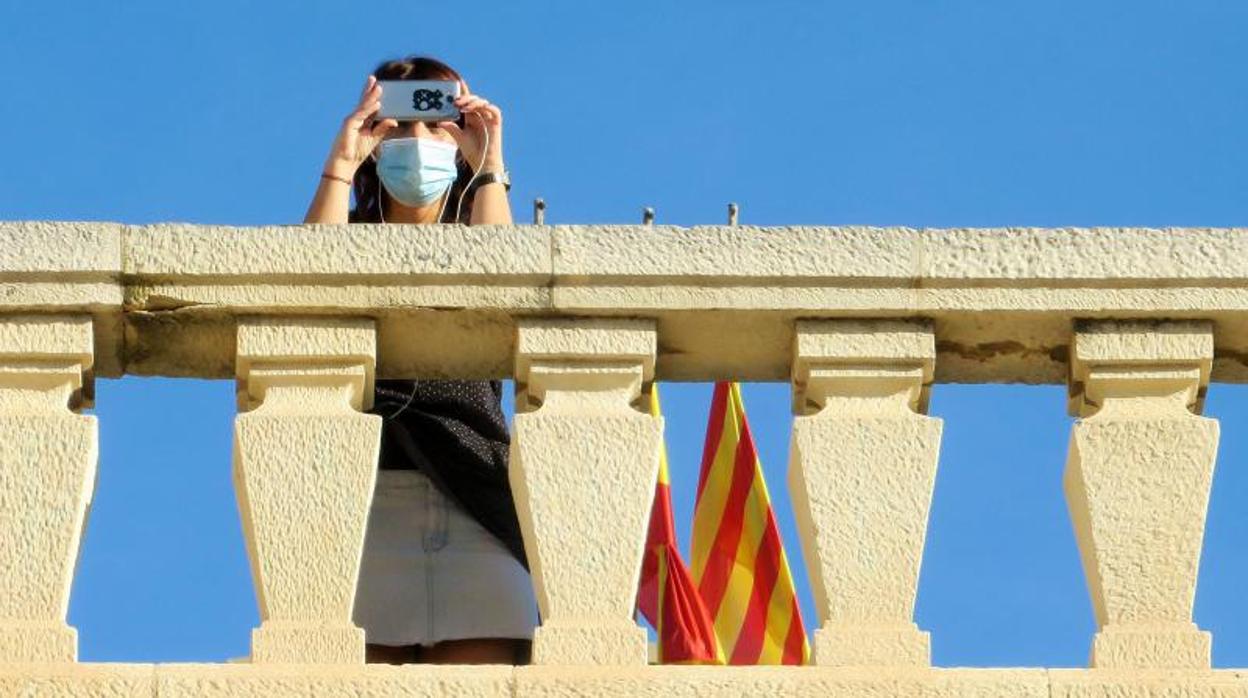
[377,79,462,122]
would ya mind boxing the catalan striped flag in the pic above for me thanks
[636,384,723,664]
[691,381,809,665]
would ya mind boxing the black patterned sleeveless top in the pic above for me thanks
[368,379,527,567]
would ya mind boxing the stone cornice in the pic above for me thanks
[4,222,1248,382]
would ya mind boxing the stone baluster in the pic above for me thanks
[511,318,661,665]
[1064,319,1218,668]
[0,315,96,663]
[233,317,380,664]
[788,319,941,666]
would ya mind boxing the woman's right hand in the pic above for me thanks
[323,75,398,179]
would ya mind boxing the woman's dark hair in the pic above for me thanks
[349,56,476,223]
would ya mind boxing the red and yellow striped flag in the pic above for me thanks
[637,384,723,664]
[691,381,809,665]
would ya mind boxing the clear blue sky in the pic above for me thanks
[2,0,1247,667]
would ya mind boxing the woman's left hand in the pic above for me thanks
[437,92,504,172]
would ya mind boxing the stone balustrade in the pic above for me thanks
[1,221,1247,695]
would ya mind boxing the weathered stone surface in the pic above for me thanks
[0,412,94,662]
[514,666,1050,697]
[793,319,937,366]
[0,221,1240,382]
[233,318,381,664]
[514,318,656,377]
[0,315,96,663]
[792,318,935,414]
[531,622,649,667]
[0,663,155,697]
[157,663,512,697]
[812,625,931,668]
[3,223,1248,687]
[7,664,1248,697]
[1074,320,1215,365]
[236,317,377,365]
[922,227,1248,282]
[551,225,920,280]
[0,315,95,363]
[1065,321,1218,668]
[125,223,550,277]
[0,221,121,275]
[122,223,551,380]
[0,223,122,376]
[1049,668,1248,697]
[0,280,123,311]
[1091,625,1212,671]
[235,394,380,664]
[1069,319,1214,416]
[0,315,94,408]
[512,319,659,665]
[236,316,376,411]
[789,320,940,666]
[1068,418,1217,627]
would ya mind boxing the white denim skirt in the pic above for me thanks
[353,469,539,647]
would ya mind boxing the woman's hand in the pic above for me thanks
[438,91,505,172]
[323,75,398,179]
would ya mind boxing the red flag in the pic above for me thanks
[637,384,723,664]
[691,381,808,665]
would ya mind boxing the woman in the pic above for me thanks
[303,55,536,665]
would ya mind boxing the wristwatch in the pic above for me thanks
[469,170,511,193]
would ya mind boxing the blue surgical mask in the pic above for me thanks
[375,137,459,207]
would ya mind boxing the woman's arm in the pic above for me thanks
[443,94,511,226]
[303,164,354,224]
[469,176,512,225]
[304,76,396,224]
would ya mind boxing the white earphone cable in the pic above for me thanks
[454,119,488,224]
[380,111,488,418]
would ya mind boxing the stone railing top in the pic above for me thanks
[3,221,1248,382]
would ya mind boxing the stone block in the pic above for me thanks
[513,666,1050,698]
[250,622,366,665]
[1049,668,1248,697]
[1065,320,1218,669]
[532,622,649,666]
[812,624,931,668]
[1091,625,1212,670]
[550,225,919,281]
[514,317,656,384]
[156,662,512,697]
[236,316,376,410]
[791,319,934,415]
[1070,319,1213,416]
[125,223,550,278]
[0,663,155,697]
[0,317,96,663]
[0,622,78,664]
